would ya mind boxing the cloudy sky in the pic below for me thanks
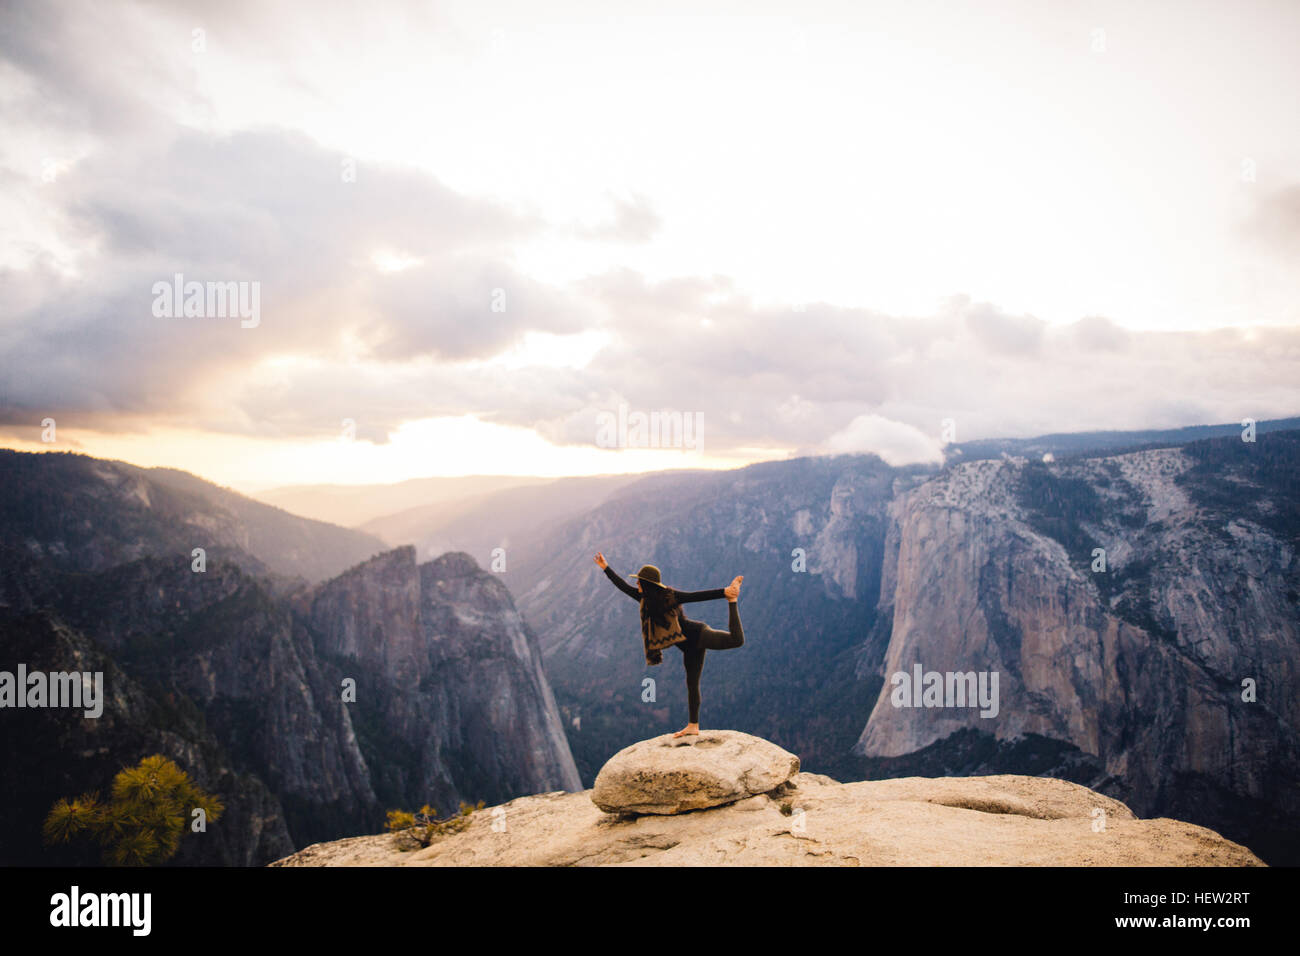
[2,0,1298,490]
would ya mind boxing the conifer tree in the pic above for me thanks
[43,754,224,865]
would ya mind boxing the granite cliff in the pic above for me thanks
[860,441,1300,861]
[0,452,580,865]
[505,431,1300,863]
[303,547,581,816]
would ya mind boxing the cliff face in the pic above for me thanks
[0,608,294,866]
[4,435,1296,864]
[9,555,382,853]
[0,452,581,864]
[0,546,581,862]
[509,433,1300,863]
[858,444,1300,861]
[303,548,582,814]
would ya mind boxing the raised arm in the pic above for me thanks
[676,574,744,604]
[595,553,642,601]
[672,586,727,604]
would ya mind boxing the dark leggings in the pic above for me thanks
[677,601,744,724]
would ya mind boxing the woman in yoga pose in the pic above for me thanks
[593,552,744,738]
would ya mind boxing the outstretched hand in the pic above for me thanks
[594,552,608,570]
[724,575,743,601]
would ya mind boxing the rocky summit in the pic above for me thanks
[272,732,1263,866]
[592,731,801,814]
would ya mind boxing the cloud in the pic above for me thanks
[573,192,662,242]
[1069,315,1131,353]
[963,301,1045,356]
[825,415,945,466]
[1,0,1297,461]
[1242,182,1300,257]
[0,122,570,437]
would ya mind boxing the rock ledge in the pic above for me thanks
[271,732,1266,867]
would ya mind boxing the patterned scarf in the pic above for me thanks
[639,585,685,665]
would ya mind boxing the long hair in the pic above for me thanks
[638,580,680,633]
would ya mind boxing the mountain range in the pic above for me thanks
[498,426,1300,864]
[0,451,578,865]
[3,416,1298,865]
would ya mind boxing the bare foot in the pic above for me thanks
[724,575,743,601]
[673,723,700,738]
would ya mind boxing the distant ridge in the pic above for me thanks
[947,416,1300,462]
[249,474,554,527]
[0,449,387,584]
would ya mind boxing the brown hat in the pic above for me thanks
[628,564,667,588]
